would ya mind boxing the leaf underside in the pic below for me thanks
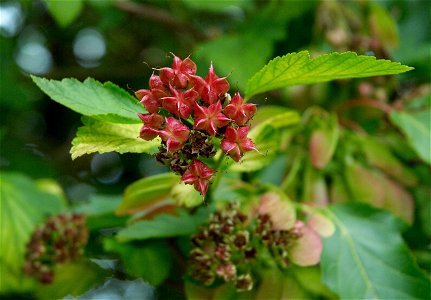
[245,51,413,98]
[390,109,431,165]
[116,207,210,242]
[321,204,430,300]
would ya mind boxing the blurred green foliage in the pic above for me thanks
[0,0,430,299]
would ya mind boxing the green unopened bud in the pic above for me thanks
[232,231,249,249]
[235,273,253,292]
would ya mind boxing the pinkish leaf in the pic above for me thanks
[307,212,335,237]
[289,221,322,266]
[382,177,414,224]
[258,191,296,230]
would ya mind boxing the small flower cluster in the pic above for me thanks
[255,214,302,268]
[136,54,257,196]
[23,213,88,284]
[188,202,304,292]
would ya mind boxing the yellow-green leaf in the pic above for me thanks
[70,117,159,160]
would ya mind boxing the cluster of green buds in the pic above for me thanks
[188,193,327,292]
[23,213,88,283]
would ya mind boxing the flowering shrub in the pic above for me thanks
[135,55,257,196]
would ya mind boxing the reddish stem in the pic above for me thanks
[337,98,393,114]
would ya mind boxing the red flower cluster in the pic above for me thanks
[136,54,257,196]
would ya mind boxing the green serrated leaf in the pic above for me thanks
[31,76,145,123]
[245,51,413,98]
[36,260,107,299]
[390,108,431,165]
[229,110,300,172]
[321,204,430,299]
[70,117,158,160]
[45,0,83,27]
[116,207,211,242]
[116,173,178,215]
[0,173,66,293]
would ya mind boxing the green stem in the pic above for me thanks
[206,153,226,203]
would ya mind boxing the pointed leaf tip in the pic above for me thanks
[245,51,413,98]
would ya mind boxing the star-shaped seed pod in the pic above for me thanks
[223,92,256,125]
[221,126,257,162]
[181,160,215,195]
[194,101,230,136]
[158,117,190,152]
[189,64,230,104]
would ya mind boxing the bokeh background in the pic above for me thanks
[2,0,429,204]
[1,0,430,298]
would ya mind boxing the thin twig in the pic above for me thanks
[337,98,394,114]
[339,118,367,134]
[114,0,208,40]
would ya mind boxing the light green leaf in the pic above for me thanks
[116,207,211,242]
[104,239,172,286]
[171,181,203,208]
[0,173,66,293]
[368,2,399,48]
[345,158,414,224]
[321,204,430,299]
[309,113,339,170]
[70,278,155,300]
[45,0,83,27]
[293,266,337,298]
[116,173,178,215]
[70,117,159,160]
[75,194,122,216]
[256,268,309,299]
[390,109,431,165]
[229,110,300,172]
[36,260,107,299]
[357,135,418,186]
[31,76,145,123]
[245,51,413,99]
